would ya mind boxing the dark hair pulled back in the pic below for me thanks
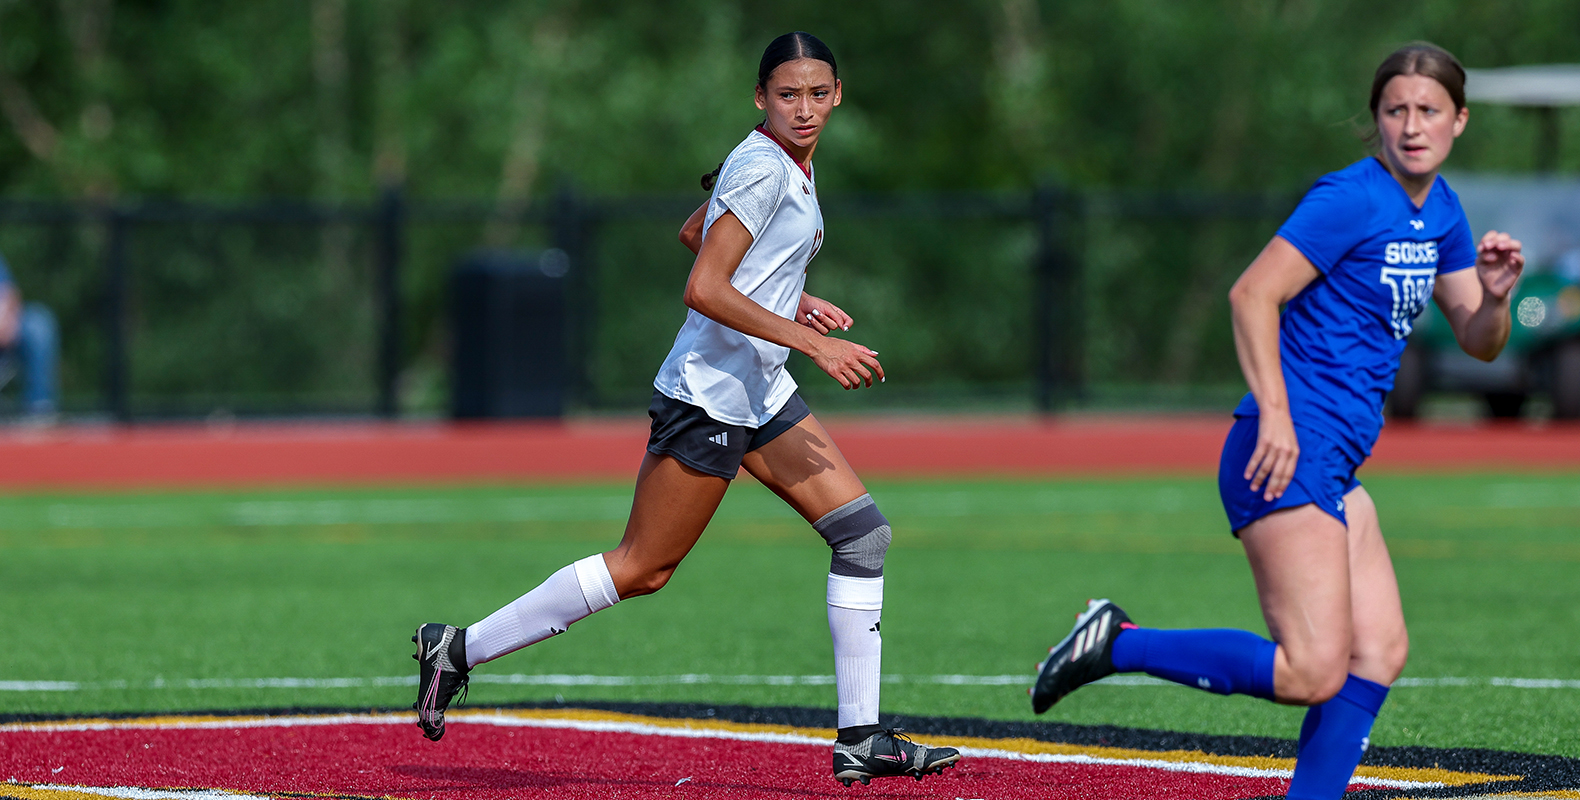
[1369,42,1466,118]
[757,31,837,90]
[701,32,838,191]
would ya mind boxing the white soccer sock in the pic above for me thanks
[827,573,883,729]
[464,554,620,668]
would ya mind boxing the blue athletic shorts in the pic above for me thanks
[1218,415,1361,535]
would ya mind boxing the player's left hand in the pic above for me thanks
[1476,230,1524,301]
[797,292,853,335]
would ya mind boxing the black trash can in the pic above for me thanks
[450,249,570,419]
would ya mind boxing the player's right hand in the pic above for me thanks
[810,337,883,390]
[1246,412,1299,501]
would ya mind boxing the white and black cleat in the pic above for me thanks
[832,727,961,787]
[412,623,470,741]
[1030,598,1133,714]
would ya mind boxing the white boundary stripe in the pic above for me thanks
[5,714,410,732]
[17,786,276,800]
[1395,676,1580,689]
[458,715,1435,790]
[4,673,1577,693]
[10,478,1575,532]
[0,674,998,692]
[0,712,1444,790]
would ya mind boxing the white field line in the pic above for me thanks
[9,479,1577,532]
[29,496,637,530]
[4,713,415,732]
[4,673,1578,693]
[17,786,279,800]
[1395,676,1580,689]
[0,712,1442,790]
[459,715,1433,790]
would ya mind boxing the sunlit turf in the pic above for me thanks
[1,473,1576,757]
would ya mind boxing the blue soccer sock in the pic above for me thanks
[1109,627,1277,700]
[1286,674,1389,800]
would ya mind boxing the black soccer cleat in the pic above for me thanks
[412,623,470,741]
[832,727,962,786]
[1031,598,1133,714]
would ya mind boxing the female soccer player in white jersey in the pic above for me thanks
[1030,43,1523,799]
[411,31,961,787]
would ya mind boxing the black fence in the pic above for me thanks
[0,187,1298,421]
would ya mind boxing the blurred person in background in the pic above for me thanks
[0,252,59,420]
[1029,42,1523,800]
[411,31,962,787]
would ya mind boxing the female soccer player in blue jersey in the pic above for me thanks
[410,31,960,787]
[1031,43,1524,800]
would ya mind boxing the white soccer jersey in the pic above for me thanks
[653,128,825,427]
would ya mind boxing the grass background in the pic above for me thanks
[1,473,1576,757]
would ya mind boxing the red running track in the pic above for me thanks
[0,415,1576,490]
[2,718,1295,800]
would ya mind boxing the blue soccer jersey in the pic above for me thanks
[1233,157,1477,461]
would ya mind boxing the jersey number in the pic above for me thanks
[1379,266,1436,340]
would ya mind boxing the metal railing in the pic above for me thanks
[0,186,1299,421]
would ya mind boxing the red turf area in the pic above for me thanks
[0,415,1575,489]
[4,720,1291,800]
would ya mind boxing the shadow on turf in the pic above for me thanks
[7,699,1577,798]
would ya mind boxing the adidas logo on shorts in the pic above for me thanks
[709,432,729,446]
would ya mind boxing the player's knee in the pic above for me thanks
[812,494,890,578]
[1386,632,1410,678]
[1359,629,1410,685]
[1305,670,1349,706]
[606,553,678,598]
[621,566,676,598]
[1282,672,1346,706]
[1282,648,1350,706]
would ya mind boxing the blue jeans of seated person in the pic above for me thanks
[0,303,60,414]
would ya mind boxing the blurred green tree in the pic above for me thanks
[0,1,1575,414]
[3,0,1575,199]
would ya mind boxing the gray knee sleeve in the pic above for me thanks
[813,494,891,578]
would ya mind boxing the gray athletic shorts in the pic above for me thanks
[646,390,812,480]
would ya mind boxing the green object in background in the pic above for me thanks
[1398,266,1580,419]
[1393,172,1580,420]
[1,475,1578,758]
[1415,271,1580,352]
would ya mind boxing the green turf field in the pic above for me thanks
[2,473,1576,757]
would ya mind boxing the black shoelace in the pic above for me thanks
[880,728,917,749]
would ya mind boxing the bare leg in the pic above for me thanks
[744,414,882,732]
[1240,489,1408,704]
[602,452,731,598]
[1281,490,1406,800]
[1090,489,1400,799]
[463,452,726,667]
[1240,504,1353,705]
[1340,486,1409,684]
[741,413,869,520]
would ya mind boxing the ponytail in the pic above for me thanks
[700,162,723,191]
